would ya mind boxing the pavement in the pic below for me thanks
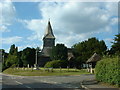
[1,73,94,90]
[81,79,120,90]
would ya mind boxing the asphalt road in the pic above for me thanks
[2,73,95,90]
[0,73,2,90]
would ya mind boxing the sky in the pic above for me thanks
[0,0,118,52]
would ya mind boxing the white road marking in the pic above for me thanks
[42,80,57,84]
[15,81,23,85]
[15,81,32,89]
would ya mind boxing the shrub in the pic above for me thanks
[44,60,67,68]
[95,56,120,87]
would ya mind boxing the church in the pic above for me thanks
[37,20,74,67]
[37,20,55,67]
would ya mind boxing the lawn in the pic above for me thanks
[3,67,90,76]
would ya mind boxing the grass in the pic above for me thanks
[3,67,90,76]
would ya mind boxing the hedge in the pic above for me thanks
[95,56,120,87]
[44,60,67,68]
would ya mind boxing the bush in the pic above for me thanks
[95,56,120,87]
[44,60,67,68]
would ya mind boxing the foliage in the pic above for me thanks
[95,56,120,87]
[110,34,120,55]
[50,44,68,61]
[2,45,36,71]
[4,44,19,68]
[44,60,67,68]
[5,55,18,67]
[72,37,107,68]
[17,51,23,67]
[9,44,18,55]
[21,47,35,67]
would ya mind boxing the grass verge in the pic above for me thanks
[3,67,90,76]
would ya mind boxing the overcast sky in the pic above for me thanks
[0,0,118,52]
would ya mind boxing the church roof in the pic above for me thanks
[43,20,55,39]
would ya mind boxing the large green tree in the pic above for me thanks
[17,51,23,67]
[9,44,18,55]
[5,55,18,67]
[50,44,68,61]
[21,47,35,67]
[110,34,120,55]
[72,37,107,68]
[5,44,19,67]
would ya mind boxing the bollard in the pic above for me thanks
[60,67,61,72]
[67,66,69,72]
[31,66,33,72]
[75,67,77,72]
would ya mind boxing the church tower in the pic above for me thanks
[42,20,55,56]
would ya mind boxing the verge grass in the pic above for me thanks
[3,67,90,76]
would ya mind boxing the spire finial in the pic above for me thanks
[49,18,50,22]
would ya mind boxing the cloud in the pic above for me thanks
[104,38,114,48]
[20,2,117,47]
[104,38,113,42]
[110,17,118,25]
[18,43,40,51]
[0,0,16,32]
[1,36,22,44]
[18,19,46,41]
[0,0,16,25]
[0,25,10,32]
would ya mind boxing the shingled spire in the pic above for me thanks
[42,20,55,50]
[43,20,55,39]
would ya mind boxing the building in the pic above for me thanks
[42,20,55,56]
[86,53,101,68]
[38,20,55,67]
[37,20,74,67]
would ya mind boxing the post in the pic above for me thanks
[67,66,69,72]
[31,66,33,72]
[27,64,29,70]
[90,63,93,73]
[60,67,61,72]
[74,67,77,72]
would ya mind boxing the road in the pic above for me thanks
[2,73,95,90]
[0,73,2,90]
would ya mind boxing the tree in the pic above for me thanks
[17,51,23,67]
[110,34,120,55]
[9,44,18,55]
[1,49,8,71]
[21,47,35,67]
[5,44,19,68]
[72,37,107,68]
[5,55,18,67]
[50,44,68,61]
